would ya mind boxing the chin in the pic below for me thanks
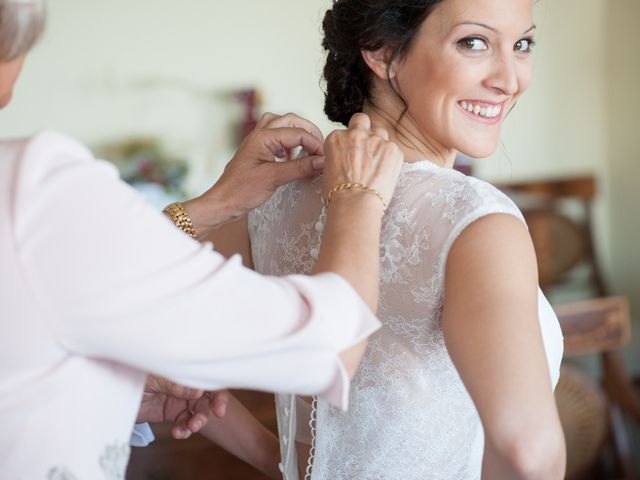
[456,140,499,159]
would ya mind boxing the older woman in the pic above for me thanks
[0,1,404,478]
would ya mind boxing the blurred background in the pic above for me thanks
[2,0,638,478]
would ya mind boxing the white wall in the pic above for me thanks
[1,0,335,191]
[606,1,640,314]
[1,0,610,183]
[477,0,609,182]
[1,0,637,308]
[475,0,615,303]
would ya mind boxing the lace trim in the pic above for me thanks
[304,203,324,480]
[304,396,318,480]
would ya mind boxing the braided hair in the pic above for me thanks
[321,0,444,126]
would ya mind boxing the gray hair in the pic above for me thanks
[0,0,46,61]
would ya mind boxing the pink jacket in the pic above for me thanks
[0,130,379,479]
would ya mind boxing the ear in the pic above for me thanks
[361,47,397,81]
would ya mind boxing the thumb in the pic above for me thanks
[168,383,205,400]
[271,155,325,187]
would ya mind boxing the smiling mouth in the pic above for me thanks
[458,101,504,120]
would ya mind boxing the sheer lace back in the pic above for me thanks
[248,162,563,480]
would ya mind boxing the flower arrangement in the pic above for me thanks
[98,138,189,195]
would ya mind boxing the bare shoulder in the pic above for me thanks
[450,212,535,266]
[445,212,538,311]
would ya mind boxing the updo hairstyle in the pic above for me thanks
[322,0,444,126]
[0,0,46,62]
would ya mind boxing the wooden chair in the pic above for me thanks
[498,176,607,297]
[498,176,639,479]
[555,296,636,479]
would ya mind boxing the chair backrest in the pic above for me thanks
[554,296,631,357]
[498,176,607,298]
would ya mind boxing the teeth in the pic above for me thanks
[460,102,501,118]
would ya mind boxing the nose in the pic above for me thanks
[484,50,519,96]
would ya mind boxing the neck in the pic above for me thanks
[362,98,457,169]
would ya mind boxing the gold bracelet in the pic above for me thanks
[325,182,387,212]
[163,202,197,239]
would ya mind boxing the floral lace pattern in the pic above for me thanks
[47,467,78,480]
[248,161,563,480]
[99,442,130,480]
[47,442,130,480]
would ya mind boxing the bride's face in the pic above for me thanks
[394,0,535,158]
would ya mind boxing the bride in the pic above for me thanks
[209,0,565,478]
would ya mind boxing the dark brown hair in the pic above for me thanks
[322,0,445,126]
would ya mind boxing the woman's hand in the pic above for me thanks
[137,375,230,440]
[183,112,326,237]
[322,113,403,210]
[310,113,404,380]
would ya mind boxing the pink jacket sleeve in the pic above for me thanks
[14,131,380,409]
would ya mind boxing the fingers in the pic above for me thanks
[348,112,372,130]
[256,112,277,128]
[171,397,210,439]
[168,382,204,400]
[348,113,389,140]
[261,128,324,158]
[148,376,204,400]
[169,390,229,440]
[372,126,389,140]
[210,390,230,418]
[171,409,193,440]
[322,117,404,207]
[186,396,212,433]
[269,155,325,186]
[258,112,324,144]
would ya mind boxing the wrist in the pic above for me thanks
[325,182,387,213]
[181,192,237,239]
[327,188,386,217]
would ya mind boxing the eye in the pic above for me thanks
[514,38,536,53]
[457,37,488,52]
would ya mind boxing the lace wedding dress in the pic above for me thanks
[248,161,564,480]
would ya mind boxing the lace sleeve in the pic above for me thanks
[429,175,527,289]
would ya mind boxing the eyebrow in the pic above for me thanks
[455,22,537,35]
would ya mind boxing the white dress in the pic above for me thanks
[0,131,380,479]
[248,161,564,480]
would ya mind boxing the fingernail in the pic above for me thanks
[312,157,325,170]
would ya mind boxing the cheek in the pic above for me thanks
[517,63,534,94]
[0,59,25,100]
